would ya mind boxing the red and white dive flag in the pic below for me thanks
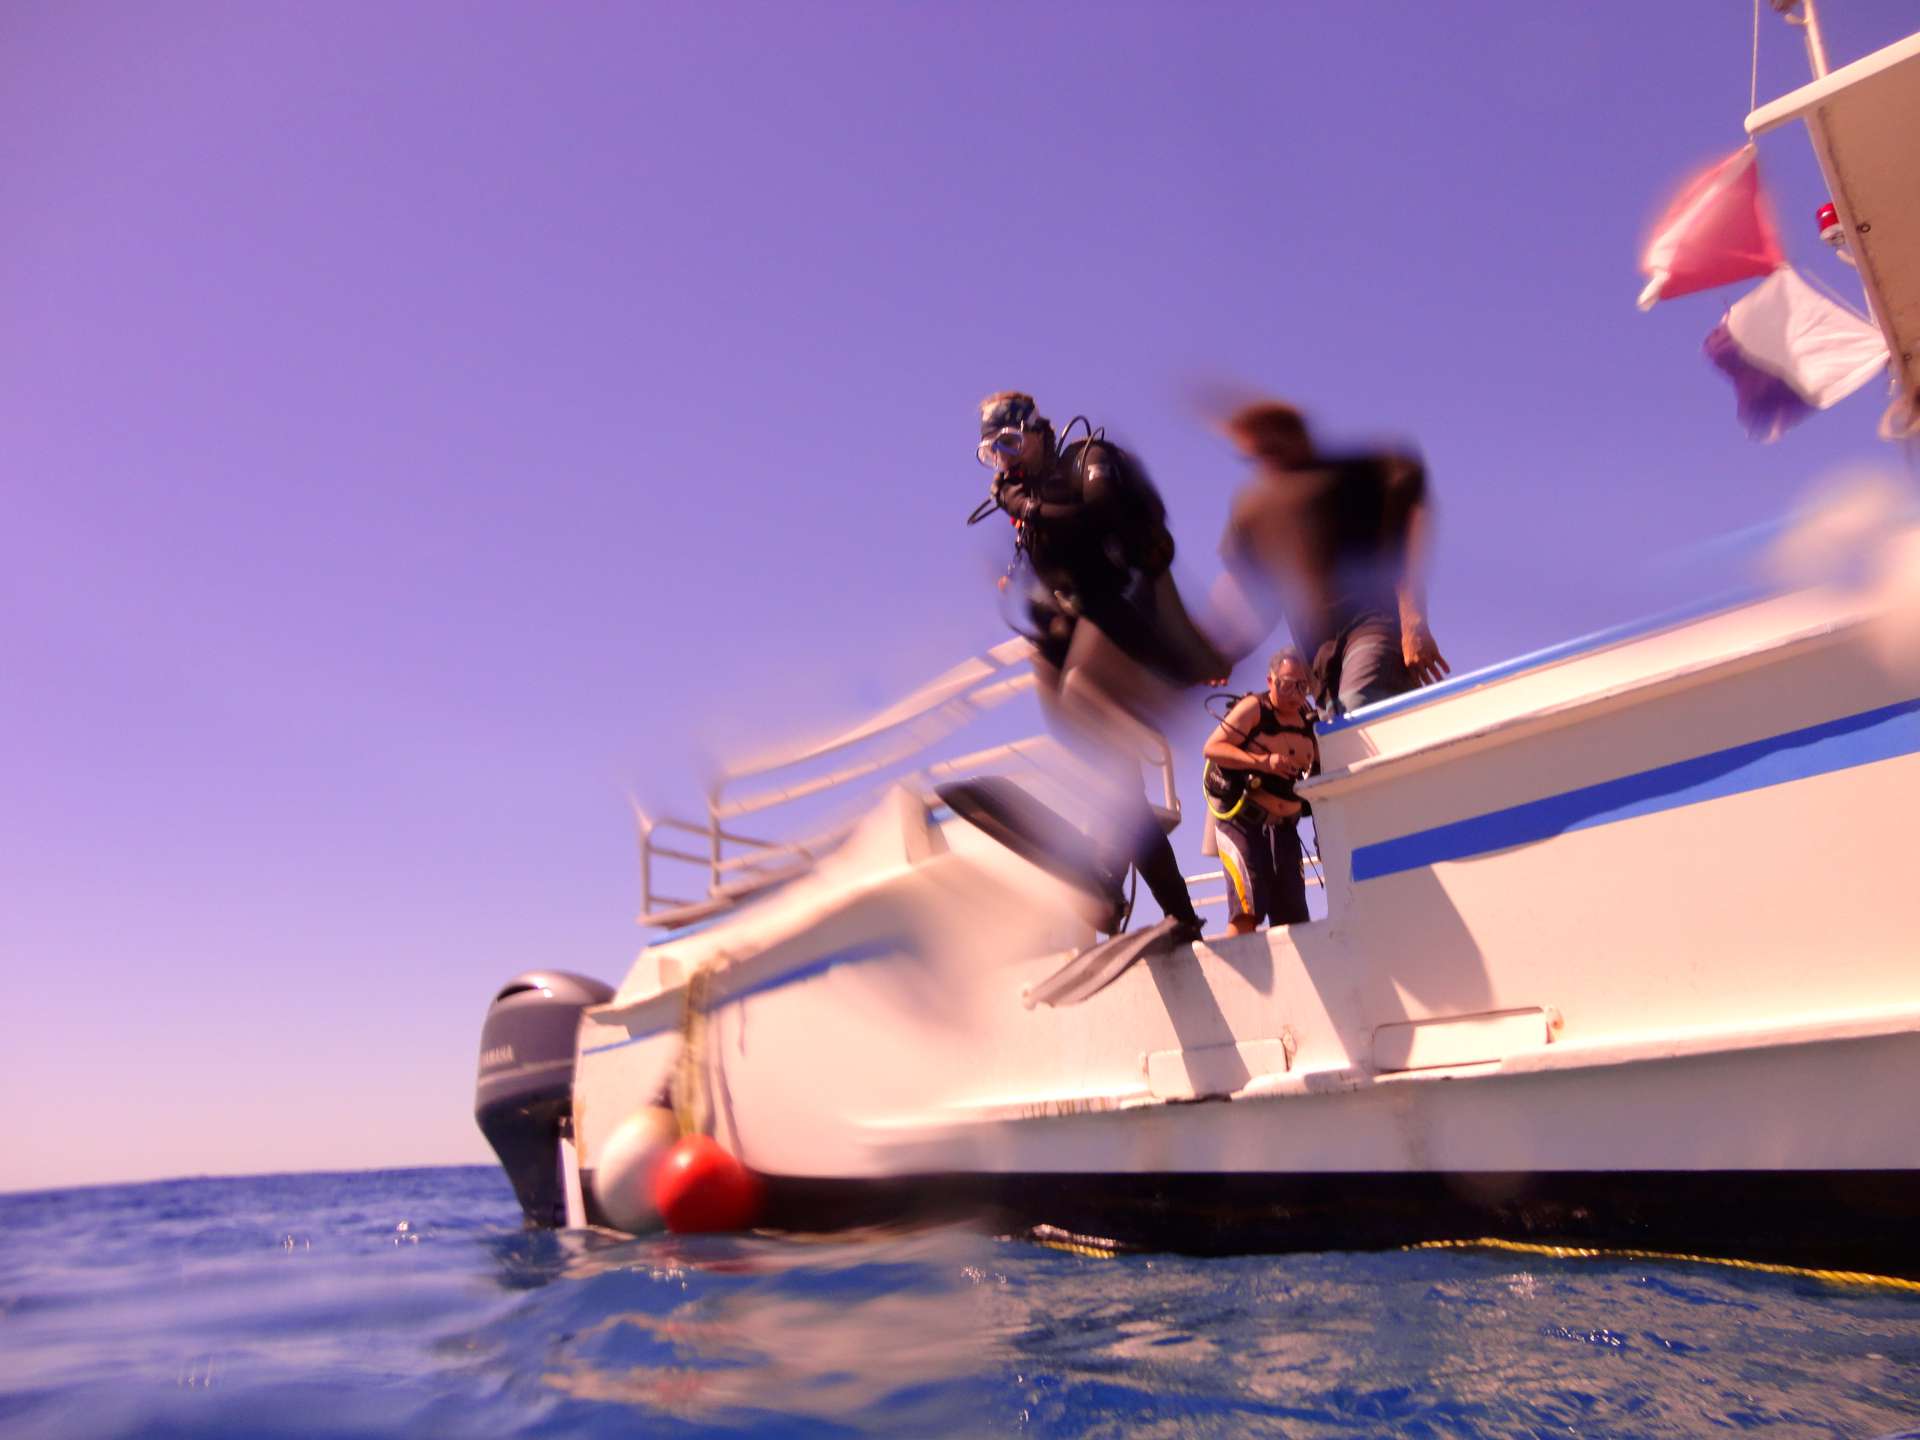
[1704,268,1888,441]
[1638,146,1784,310]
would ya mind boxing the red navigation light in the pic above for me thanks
[1817,201,1844,246]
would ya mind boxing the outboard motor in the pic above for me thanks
[474,970,614,1227]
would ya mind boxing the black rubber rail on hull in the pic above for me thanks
[737,1169,1920,1282]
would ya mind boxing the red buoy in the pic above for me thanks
[652,1134,763,1234]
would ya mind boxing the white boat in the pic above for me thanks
[475,14,1920,1272]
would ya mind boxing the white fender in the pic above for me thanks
[589,1107,678,1233]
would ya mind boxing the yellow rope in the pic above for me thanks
[671,968,712,1139]
[1024,1225,1124,1259]
[1409,1237,1920,1294]
[1030,1236,1122,1259]
[1018,1228,1920,1289]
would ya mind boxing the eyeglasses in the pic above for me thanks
[1271,673,1309,691]
[976,427,1030,469]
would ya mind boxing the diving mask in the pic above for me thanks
[977,427,1031,471]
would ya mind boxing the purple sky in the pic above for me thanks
[6,2,1914,1191]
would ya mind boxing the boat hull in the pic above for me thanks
[575,1016,1920,1271]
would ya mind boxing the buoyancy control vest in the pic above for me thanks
[1202,695,1318,824]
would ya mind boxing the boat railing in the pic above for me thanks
[634,638,1182,929]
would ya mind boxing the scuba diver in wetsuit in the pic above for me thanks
[971,391,1216,941]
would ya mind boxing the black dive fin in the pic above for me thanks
[1023,916,1185,1009]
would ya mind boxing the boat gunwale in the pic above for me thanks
[1306,607,1862,797]
[1315,586,1766,735]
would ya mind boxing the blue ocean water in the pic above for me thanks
[4,1168,1920,1439]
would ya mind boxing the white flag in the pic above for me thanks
[1705,268,1888,439]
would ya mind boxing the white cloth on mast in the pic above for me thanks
[1705,267,1888,441]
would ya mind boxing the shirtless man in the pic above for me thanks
[1202,649,1318,934]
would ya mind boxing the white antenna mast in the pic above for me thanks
[1772,0,1832,79]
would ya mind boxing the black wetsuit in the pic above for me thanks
[999,439,1216,682]
[994,438,1206,930]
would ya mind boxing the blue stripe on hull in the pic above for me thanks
[1350,697,1920,882]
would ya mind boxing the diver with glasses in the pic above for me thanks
[970,391,1221,942]
[1201,649,1319,934]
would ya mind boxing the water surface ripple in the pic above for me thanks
[3,1167,1919,1437]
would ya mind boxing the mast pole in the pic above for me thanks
[1776,0,1833,79]
[1801,0,1831,77]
